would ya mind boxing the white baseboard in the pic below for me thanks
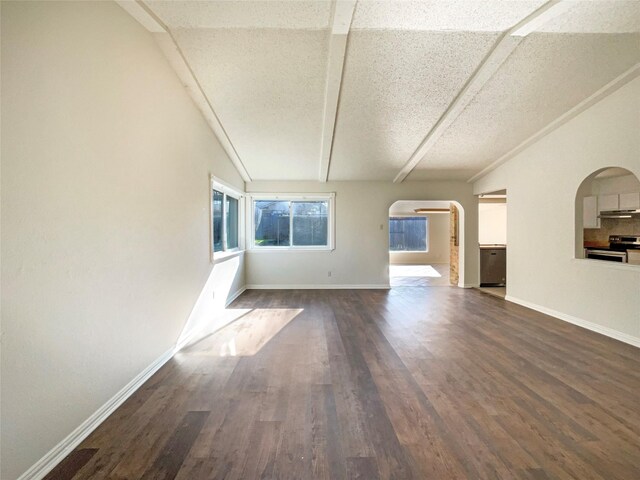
[246,284,390,290]
[225,286,246,306]
[505,295,640,349]
[174,285,247,353]
[17,347,176,480]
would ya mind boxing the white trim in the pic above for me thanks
[392,0,564,183]
[174,286,248,352]
[225,286,247,306]
[115,0,165,32]
[16,347,176,480]
[18,280,249,479]
[505,295,640,349]
[211,176,245,261]
[211,176,243,199]
[249,193,336,201]
[319,0,357,181]
[119,4,251,181]
[246,247,334,253]
[468,63,640,183]
[246,284,390,290]
[213,249,245,264]
[510,1,573,37]
[247,193,336,251]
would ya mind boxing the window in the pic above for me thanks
[211,178,243,258]
[226,196,239,249]
[389,217,428,252]
[212,190,224,252]
[251,194,334,250]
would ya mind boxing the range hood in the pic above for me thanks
[598,209,640,219]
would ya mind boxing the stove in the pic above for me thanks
[609,235,640,251]
[585,235,640,263]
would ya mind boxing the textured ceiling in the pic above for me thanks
[409,32,640,180]
[537,0,640,33]
[170,28,329,180]
[329,30,500,180]
[141,0,640,183]
[147,1,332,29]
[351,0,546,31]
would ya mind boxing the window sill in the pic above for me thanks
[248,247,334,253]
[572,258,640,272]
[212,249,245,264]
[389,250,430,254]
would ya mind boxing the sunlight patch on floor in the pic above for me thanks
[390,265,442,278]
[185,308,304,357]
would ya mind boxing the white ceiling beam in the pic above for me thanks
[319,0,357,182]
[115,1,252,182]
[115,0,165,32]
[393,0,569,183]
[510,0,574,37]
[467,63,640,184]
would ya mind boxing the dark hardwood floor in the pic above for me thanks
[49,287,640,480]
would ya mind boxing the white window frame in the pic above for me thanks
[247,193,335,251]
[388,214,429,253]
[211,176,245,262]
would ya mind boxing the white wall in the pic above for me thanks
[591,173,640,195]
[478,202,507,245]
[244,181,478,288]
[1,2,245,478]
[388,201,450,265]
[474,75,640,344]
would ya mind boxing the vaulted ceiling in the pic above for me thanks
[132,0,640,183]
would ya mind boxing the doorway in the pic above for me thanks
[388,200,455,287]
[477,190,507,298]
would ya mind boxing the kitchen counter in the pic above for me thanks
[584,241,609,248]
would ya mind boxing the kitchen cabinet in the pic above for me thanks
[619,192,640,210]
[598,194,619,213]
[583,195,599,228]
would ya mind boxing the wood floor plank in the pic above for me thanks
[43,448,98,480]
[52,287,640,480]
[140,410,209,480]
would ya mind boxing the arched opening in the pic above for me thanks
[387,200,465,287]
[576,167,640,264]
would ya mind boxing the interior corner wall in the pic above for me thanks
[244,181,478,288]
[0,2,245,478]
[473,75,640,343]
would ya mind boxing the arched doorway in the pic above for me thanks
[388,200,464,287]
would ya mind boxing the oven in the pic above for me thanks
[585,249,627,263]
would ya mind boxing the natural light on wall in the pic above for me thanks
[175,255,246,350]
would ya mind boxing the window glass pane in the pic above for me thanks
[389,217,427,251]
[212,190,224,252]
[292,201,328,246]
[226,196,239,249]
[254,200,290,247]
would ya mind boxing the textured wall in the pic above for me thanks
[244,181,478,288]
[473,76,640,342]
[1,2,244,478]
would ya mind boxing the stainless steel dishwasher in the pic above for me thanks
[480,246,506,286]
